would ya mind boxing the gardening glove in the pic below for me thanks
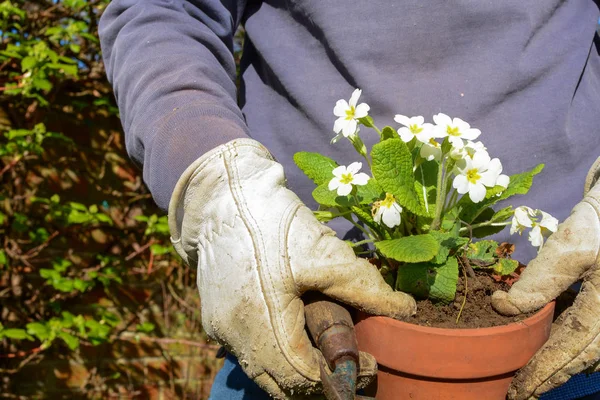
[492,157,600,400]
[168,138,416,399]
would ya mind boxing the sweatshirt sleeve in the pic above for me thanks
[99,0,249,211]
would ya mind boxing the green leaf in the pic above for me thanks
[2,328,32,340]
[150,244,171,256]
[26,322,49,341]
[21,56,36,70]
[371,139,427,216]
[136,322,155,333]
[69,44,81,53]
[58,331,79,350]
[357,115,375,129]
[492,258,520,276]
[312,179,383,207]
[0,250,7,267]
[293,152,338,185]
[351,205,391,240]
[458,164,544,223]
[396,257,459,304]
[380,126,398,141]
[429,231,469,264]
[375,234,439,263]
[466,240,498,267]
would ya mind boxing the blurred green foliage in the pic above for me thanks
[0,1,214,397]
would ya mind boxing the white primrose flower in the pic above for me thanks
[328,162,370,196]
[394,115,434,144]
[433,113,481,149]
[510,206,535,235]
[420,138,442,161]
[333,89,370,141]
[510,207,559,249]
[529,211,559,248]
[452,152,504,203]
[372,193,403,228]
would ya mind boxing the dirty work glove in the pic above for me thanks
[492,157,600,400]
[168,138,416,398]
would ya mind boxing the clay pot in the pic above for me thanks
[354,302,555,400]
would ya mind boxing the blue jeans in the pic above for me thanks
[209,354,600,400]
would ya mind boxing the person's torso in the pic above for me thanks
[239,0,600,262]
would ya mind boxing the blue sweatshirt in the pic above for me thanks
[99,0,600,262]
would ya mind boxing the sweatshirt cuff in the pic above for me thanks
[145,104,249,210]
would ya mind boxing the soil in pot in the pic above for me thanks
[410,271,537,329]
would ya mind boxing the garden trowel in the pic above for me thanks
[304,292,375,400]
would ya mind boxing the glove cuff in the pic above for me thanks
[167,138,272,264]
[584,157,600,196]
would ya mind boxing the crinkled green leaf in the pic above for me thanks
[429,231,469,264]
[380,126,398,141]
[396,257,458,304]
[293,152,338,185]
[376,234,439,263]
[371,139,427,216]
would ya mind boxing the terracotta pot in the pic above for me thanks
[354,302,555,400]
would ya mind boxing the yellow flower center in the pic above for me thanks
[466,169,481,184]
[345,106,356,120]
[340,173,354,184]
[381,193,396,208]
[447,126,461,136]
[409,124,423,134]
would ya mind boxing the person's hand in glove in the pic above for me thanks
[492,157,600,400]
[168,138,416,399]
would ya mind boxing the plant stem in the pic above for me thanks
[344,215,376,241]
[351,238,375,247]
[419,164,429,214]
[430,159,446,230]
[458,221,511,233]
[456,258,468,324]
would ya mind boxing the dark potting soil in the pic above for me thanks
[408,272,537,329]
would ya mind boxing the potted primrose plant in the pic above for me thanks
[293,89,558,400]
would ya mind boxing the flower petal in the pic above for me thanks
[496,174,510,188]
[539,211,558,232]
[354,103,370,118]
[349,89,362,107]
[529,225,543,247]
[472,151,491,170]
[342,119,358,137]
[479,170,499,187]
[453,175,470,194]
[469,182,487,203]
[462,128,482,141]
[398,127,414,142]
[333,117,346,134]
[352,173,370,186]
[332,165,347,177]
[382,207,401,228]
[433,113,452,127]
[333,100,349,117]
[394,114,412,127]
[347,162,363,174]
[337,183,353,196]
[328,177,341,191]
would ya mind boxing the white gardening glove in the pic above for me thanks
[168,138,416,398]
[492,157,600,400]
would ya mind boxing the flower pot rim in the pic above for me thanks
[358,301,554,336]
